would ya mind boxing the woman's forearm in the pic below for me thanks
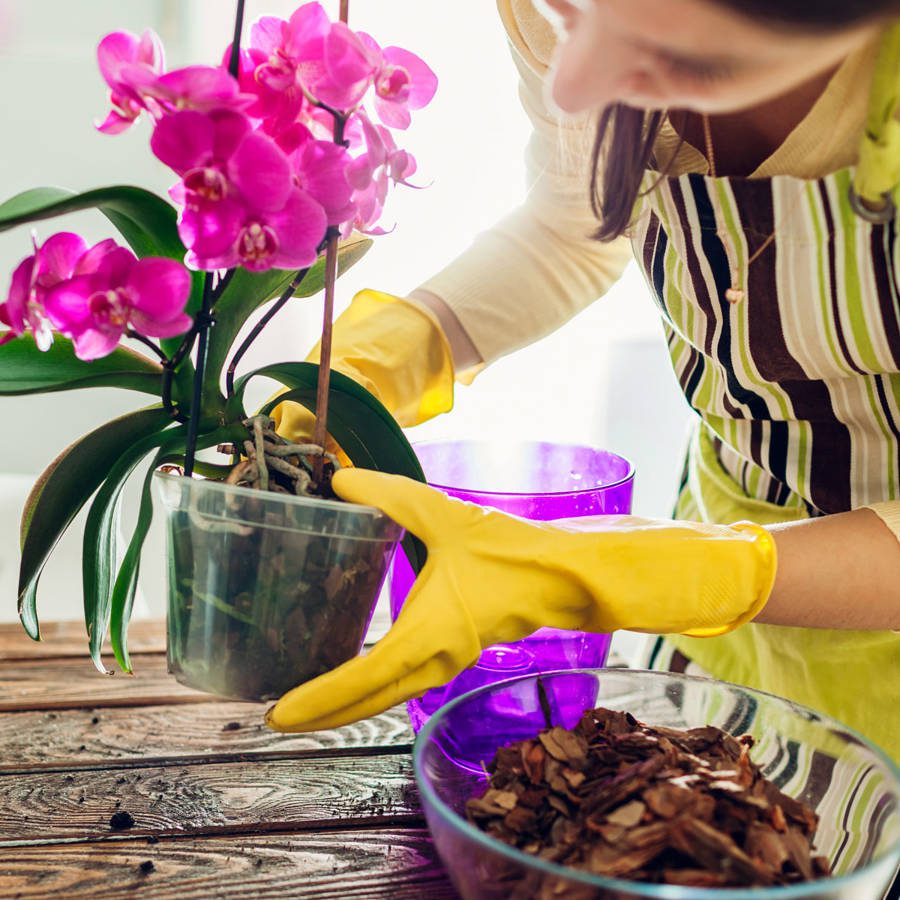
[758,509,900,630]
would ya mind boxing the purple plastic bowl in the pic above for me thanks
[388,440,635,732]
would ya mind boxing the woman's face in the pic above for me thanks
[539,0,882,115]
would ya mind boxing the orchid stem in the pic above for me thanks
[224,267,310,398]
[228,0,246,78]
[126,330,168,364]
[311,1,348,485]
[183,273,216,478]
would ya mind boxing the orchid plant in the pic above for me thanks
[0,0,433,673]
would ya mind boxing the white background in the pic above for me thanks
[0,1,692,636]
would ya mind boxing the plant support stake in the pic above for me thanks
[311,0,349,484]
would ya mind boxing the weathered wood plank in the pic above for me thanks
[0,620,167,661]
[0,828,457,899]
[0,752,424,845]
[0,655,218,711]
[0,703,412,771]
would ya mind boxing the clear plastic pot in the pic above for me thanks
[154,472,403,702]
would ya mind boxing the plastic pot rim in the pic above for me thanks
[409,439,636,498]
[153,469,402,540]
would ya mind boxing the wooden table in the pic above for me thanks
[0,620,457,898]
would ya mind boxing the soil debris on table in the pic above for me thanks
[109,811,135,831]
[466,706,831,889]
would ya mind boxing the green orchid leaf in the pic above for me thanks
[107,459,158,674]
[0,333,163,396]
[83,426,186,673]
[204,235,372,395]
[242,361,427,575]
[0,185,183,261]
[107,424,246,673]
[18,406,174,640]
[0,185,204,330]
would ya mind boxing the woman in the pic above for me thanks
[266,0,900,759]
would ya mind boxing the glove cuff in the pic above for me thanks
[679,522,778,638]
[309,289,456,428]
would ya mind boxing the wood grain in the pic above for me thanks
[0,703,412,772]
[0,752,424,845]
[0,828,457,899]
[0,655,217,711]
[0,620,167,661]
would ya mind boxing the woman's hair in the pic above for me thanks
[590,0,900,242]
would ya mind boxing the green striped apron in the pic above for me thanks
[629,142,900,759]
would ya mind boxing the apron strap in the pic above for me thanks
[850,22,900,222]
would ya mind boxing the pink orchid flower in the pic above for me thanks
[346,115,419,233]
[1,256,52,349]
[356,34,437,130]
[97,29,252,136]
[234,4,331,132]
[315,22,376,111]
[43,246,192,361]
[0,232,114,350]
[181,188,328,273]
[151,109,292,213]
[96,29,165,134]
[151,108,327,271]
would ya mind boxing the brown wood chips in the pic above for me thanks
[466,706,831,889]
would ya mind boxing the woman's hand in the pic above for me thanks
[265,469,776,733]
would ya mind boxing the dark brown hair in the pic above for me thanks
[590,1,900,242]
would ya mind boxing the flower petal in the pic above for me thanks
[318,23,373,108]
[373,95,411,130]
[97,31,141,89]
[346,153,376,190]
[95,108,137,135]
[295,140,354,225]
[383,47,437,109]
[179,197,244,260]
[155,66,251,113]
[285,3,330,57]
[227,132,292,212]
[76,239,120,276]
[250,16,287,56]
[36,233,89,286]
[267,189,327,269]
[131,309,193,338]
[210,109,253,160]
[72,327,121,361]
[127,257,192,329]
[4,257,35,333]
[94,246,137,285]
[43,277,95,335]
[137,28,165,71]
[150,110,215,173]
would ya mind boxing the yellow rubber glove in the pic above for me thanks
[270,290,456,454]
[266,469,777,733]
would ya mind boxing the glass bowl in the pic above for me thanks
[389,440,634,731]
[413,669,900,899]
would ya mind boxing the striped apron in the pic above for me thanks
[629,164,900,761]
